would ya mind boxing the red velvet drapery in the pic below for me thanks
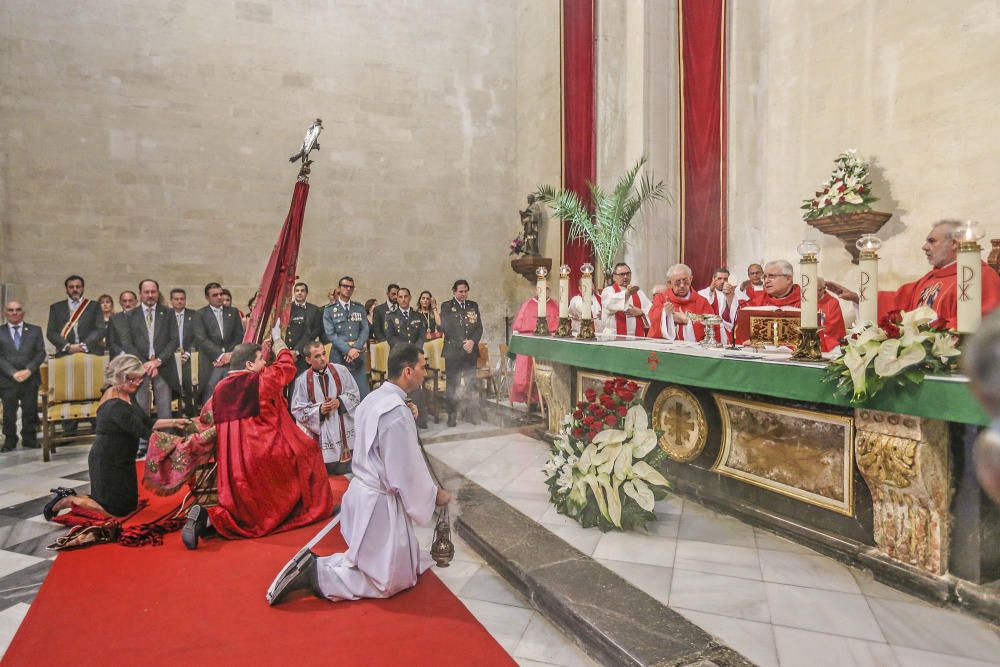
[562,0,596,295]
[244,179,309,344]
[678,0,727,288]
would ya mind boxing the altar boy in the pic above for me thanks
[290,341,360,474]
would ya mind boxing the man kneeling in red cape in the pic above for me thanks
[182,336,335,549]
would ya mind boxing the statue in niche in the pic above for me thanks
[519,194,544,256]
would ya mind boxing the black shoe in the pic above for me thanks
[43,487,77,521]
[266,548,323,606]
[181,504,209,550]
[447,413,457,427]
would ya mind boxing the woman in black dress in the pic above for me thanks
[44,354,190,519]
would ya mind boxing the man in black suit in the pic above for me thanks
[194,282,245,405]
[123,279,179,456]
[170,288,199,417]
[0,302,47,451]
[46,274,102,357]
[285,282,323,374]
[370,283,399,343]
[385,287,429,428]
[439,279,483,427]
[106,290,138,358]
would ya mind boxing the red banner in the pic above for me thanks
[679,0,727,287]
[562,0,596,295]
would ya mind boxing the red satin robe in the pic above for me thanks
[207,348,334,539]
[511,297,559,404]
[740,284,802,308]
[648,290,715,341]
[877,261,1000,329]
[818,292,847,352]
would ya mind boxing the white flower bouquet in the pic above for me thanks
[801,149,879,221]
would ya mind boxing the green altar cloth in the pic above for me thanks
[509,334,988,426]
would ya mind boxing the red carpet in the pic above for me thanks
[4,472,514,666]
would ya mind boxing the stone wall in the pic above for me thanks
[728,0,1000,290]
[0,0,523,346]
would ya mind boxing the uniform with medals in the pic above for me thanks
[440,297,483,425]
[323,299,370,398]
[385,307,429,428]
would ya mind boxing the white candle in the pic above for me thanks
[797,241,819,329]
[955,221,985,334]
[580,265,594,322]
[536,277,547,319]
[856,234,882,327]
[558,265,570,318]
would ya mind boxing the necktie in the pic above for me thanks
[12,326,21,350]
[177,312,184,348]
[214,308,224,337]
[146,308,155,356]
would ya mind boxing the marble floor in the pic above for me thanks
[0,431,595,667]
[425,432,1000,667]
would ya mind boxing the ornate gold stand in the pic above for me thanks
[577,319,595,340]
[534,316,550,336]
[555,317,572,337]
[790,328,822,361]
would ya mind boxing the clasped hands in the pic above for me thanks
[319,397,341,416]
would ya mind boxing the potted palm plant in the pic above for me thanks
[534,156,667,285]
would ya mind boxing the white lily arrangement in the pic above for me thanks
[544,378,670,531]
[824,306,960,403]
[801,149,879,221]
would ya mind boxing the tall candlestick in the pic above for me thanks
[534,267,550,335]
[856,234,881,327]
[955,221,986,334]
[558,265,570,318]
[798,241,819,329]
[578,263,595,339]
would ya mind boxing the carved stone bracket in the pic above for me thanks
[855,409,952,575]
[533,360,572,435]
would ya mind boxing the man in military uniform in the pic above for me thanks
[385,287,428,428]
[323,275,370,398]
[285,282,323,375]
[440,279,483,427]
[370,283,399,343]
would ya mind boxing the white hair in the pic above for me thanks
[105,354,144,387]
[666,263,693,280]
[764,260,794,277]
[931,219,963,237]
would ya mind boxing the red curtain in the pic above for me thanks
[562,0,596,295]
[679,0,727,287]
[244,179,309,344]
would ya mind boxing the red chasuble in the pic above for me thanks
[649,290,715,341]
[511,297,559,404]
[818,292,847,353]
[878,261,1000,330]
[741,284,802,308]
[207,348,334,539]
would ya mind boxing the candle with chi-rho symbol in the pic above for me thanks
[580,263,594,321]
[558,265,570,318]
[955,220,986,334]
[856,234,881,326]
[797,240,819,329]
[536,266,548,318]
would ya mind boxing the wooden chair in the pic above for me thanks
[476,343,499,401]
[42,353,107,462]
[422,338,446,423]
[368,341,389,390]
[495,343,514,405]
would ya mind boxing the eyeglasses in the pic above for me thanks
[614,271,632,277]
[125,376,145,386]
[764,273,790,280]
[339,284,355,289]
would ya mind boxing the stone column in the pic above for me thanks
[533,360,572,434]
[854,409,952,575]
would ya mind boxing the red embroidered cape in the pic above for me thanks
[878,261,1000,329]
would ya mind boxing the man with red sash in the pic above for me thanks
[827,220,1000,329]
[290,341,361,475]
[697,267,738,344]
[182,336,334,549]
[601,262,652,337]
[649,264,716,341]
[46,274,101,357]
[511,286,559,404]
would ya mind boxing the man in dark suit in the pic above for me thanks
[370,283,399,343]
[385,287,429,428]
[46,274,102,356]
[0,302,47,451]
[170,288,199,417]
[123,280,179,457]
[439,279,483,427]
[194,281,245,405]
[106,290,138,358]
[285,282,323,374]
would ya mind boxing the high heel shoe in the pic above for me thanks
[43,487,77,521]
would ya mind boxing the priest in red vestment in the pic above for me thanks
[827,220,1000,330]
[600,262,652,337]
[734,259,802,345]
[510,287,559,404]
[817,279,847,352]
[182,337,334,549]
[649,264,716,341]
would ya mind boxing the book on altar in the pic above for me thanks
[735,307,801,347]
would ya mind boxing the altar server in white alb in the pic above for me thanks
[290,341,360,474]
[267,343,452,605]
[601,262,652,337]
[696,267,738,345]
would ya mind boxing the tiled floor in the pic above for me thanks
[425,432,1000,667]
[0,428,596,667]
